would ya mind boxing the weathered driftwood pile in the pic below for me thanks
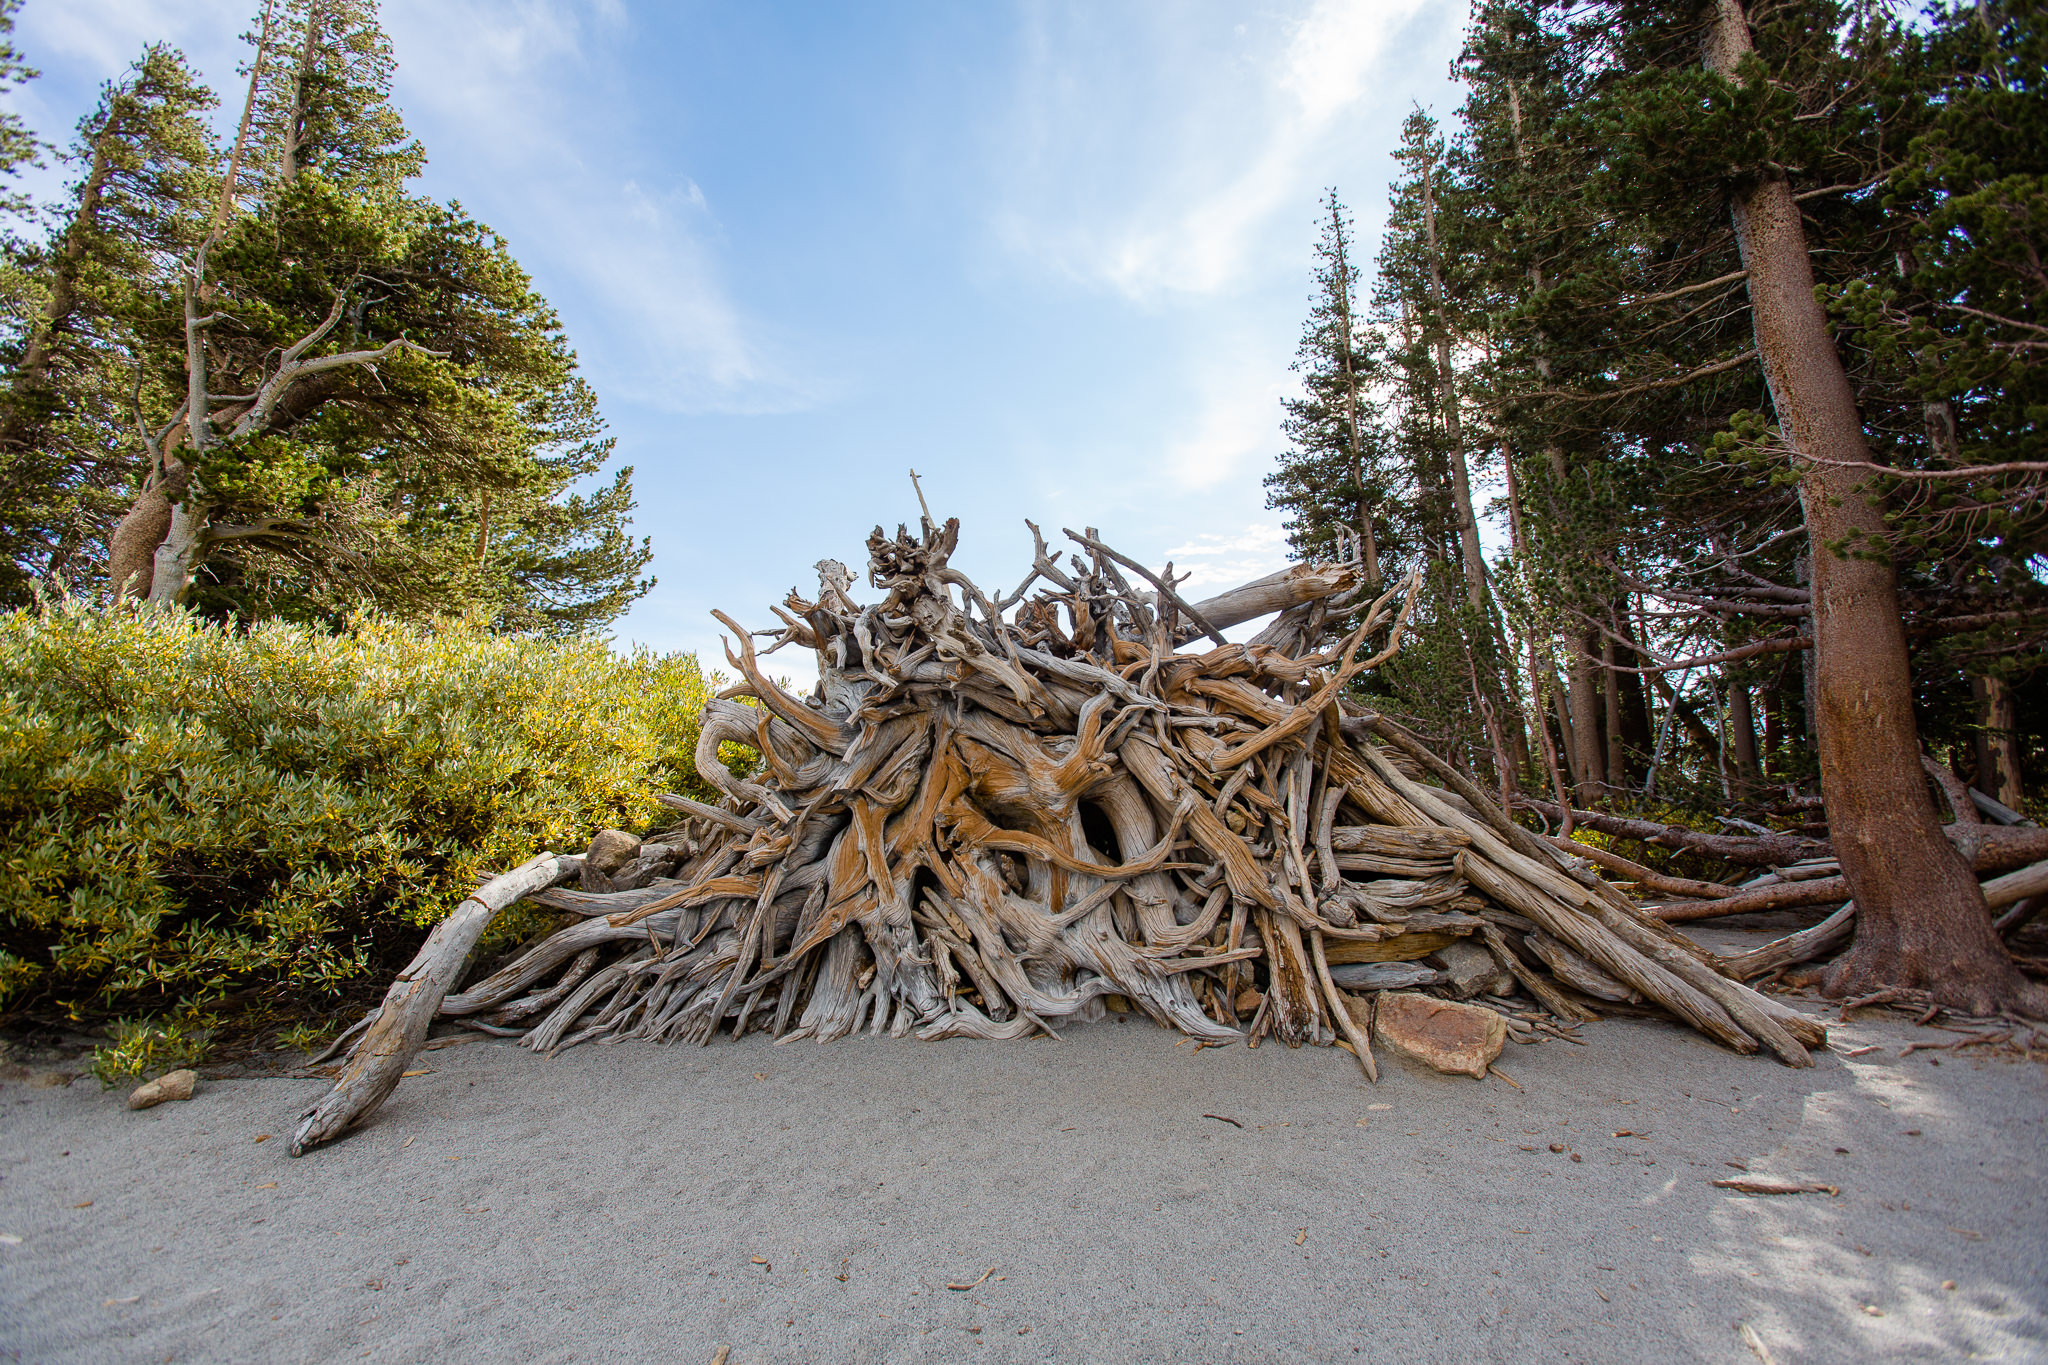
[292,516,1823,1155]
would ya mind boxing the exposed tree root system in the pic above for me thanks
[293,517,1825,1155]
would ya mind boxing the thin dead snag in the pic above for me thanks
[294,516,1827,1151]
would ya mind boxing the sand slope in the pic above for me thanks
[2,1004,2043,1364]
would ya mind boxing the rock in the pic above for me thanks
[1329,961,1442,991]
[128,1069,197,1110]
[1233,988,1264,1017]
[1371,992,1506,1079]
[581,829,644,891]
[1337,990,1374,1033]
[1433,940,1513,1000]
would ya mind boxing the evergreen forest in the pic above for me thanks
[1268,0,2045,1013]
[0,0,2043,1040]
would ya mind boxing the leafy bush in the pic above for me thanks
[274,1020,335,1054]
[0,601,741,1029]
[90,1013,211,1086]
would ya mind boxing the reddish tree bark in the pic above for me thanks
[1704,0,2044,1016]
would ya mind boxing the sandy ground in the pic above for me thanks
[3,931,2044,1364]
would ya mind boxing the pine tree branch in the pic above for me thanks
[1791,169,1891,201]
[1531,349,1757,402]
[1936,302,2048,336]
[1593,557,1810,618]
[1801,456,2048,480]
[1589,634,1812,674]
[230,334,448,439]
[1606,269,1749,309]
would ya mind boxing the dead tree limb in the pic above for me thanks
[1513,798,1825,867]
[291,852,580,1154]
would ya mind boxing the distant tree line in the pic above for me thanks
[1269,0,2043,1012]
[0,0,652,631]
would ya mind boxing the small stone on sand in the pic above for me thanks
[127,1069,197,1110]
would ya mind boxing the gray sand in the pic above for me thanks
[3,972,2043,1363]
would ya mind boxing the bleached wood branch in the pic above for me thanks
[1063,527,1230,645]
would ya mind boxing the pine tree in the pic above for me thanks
[1830,1,2048,807]
[1366,112,1531,794]
[1443,0,2043,1013]
[0,0,38,213]
[252,0,421,196]
[1264,190,1392,582]
[0,46,216,602]
[90,1,652,630]
[1705,0,2038,1014]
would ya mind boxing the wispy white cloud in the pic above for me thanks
[1162,521,1291,592]
[1161,359,1294,490]
[2,0,246,212]
[992,0,1437,300]
[385,0,821,415]
[14,0,245,75]
[1164,523,1286,560]
[6,0,811,414]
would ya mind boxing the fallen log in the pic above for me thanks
[292,851,580,1154]
[1521,797,2048,879]
[1653,877,1849,922]
[1188,562,1363,632]
[1996,897,2045,936]
[1512,798,1823,867]
[1735,859,1841,888]
[1981,858,2048,911]
[1542,835,1737,901]
[1922,755,1981,827]
[1718,903,1856,981]
[1946,825,2048,874]
[290,514,1826,1152]
[1650,849,2048,923]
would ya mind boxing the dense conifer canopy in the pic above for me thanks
[0,0,652,631]
[1272,0,2044,809]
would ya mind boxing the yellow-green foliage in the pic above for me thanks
[1554,803,1747,882]
[90,1013,210,1086]
[0,601,737,1025]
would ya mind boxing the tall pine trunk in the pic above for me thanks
[1602,636,1626,791]
[1761,679,1783,779]
[1705,0,2041,1014]
[109,9,277,604]
[1568,635,1605,800]
[1728,682,1763,789]
[1326,198,1381,585]
[1970,675,2023,810]
[1419,152,1489,613]
[1,116,119,451]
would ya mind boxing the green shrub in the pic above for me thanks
[91,1012,212,1086]
[0,600,744,1029]
[274,1020,334,1054]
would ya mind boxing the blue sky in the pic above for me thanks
[9,0,1472,675]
